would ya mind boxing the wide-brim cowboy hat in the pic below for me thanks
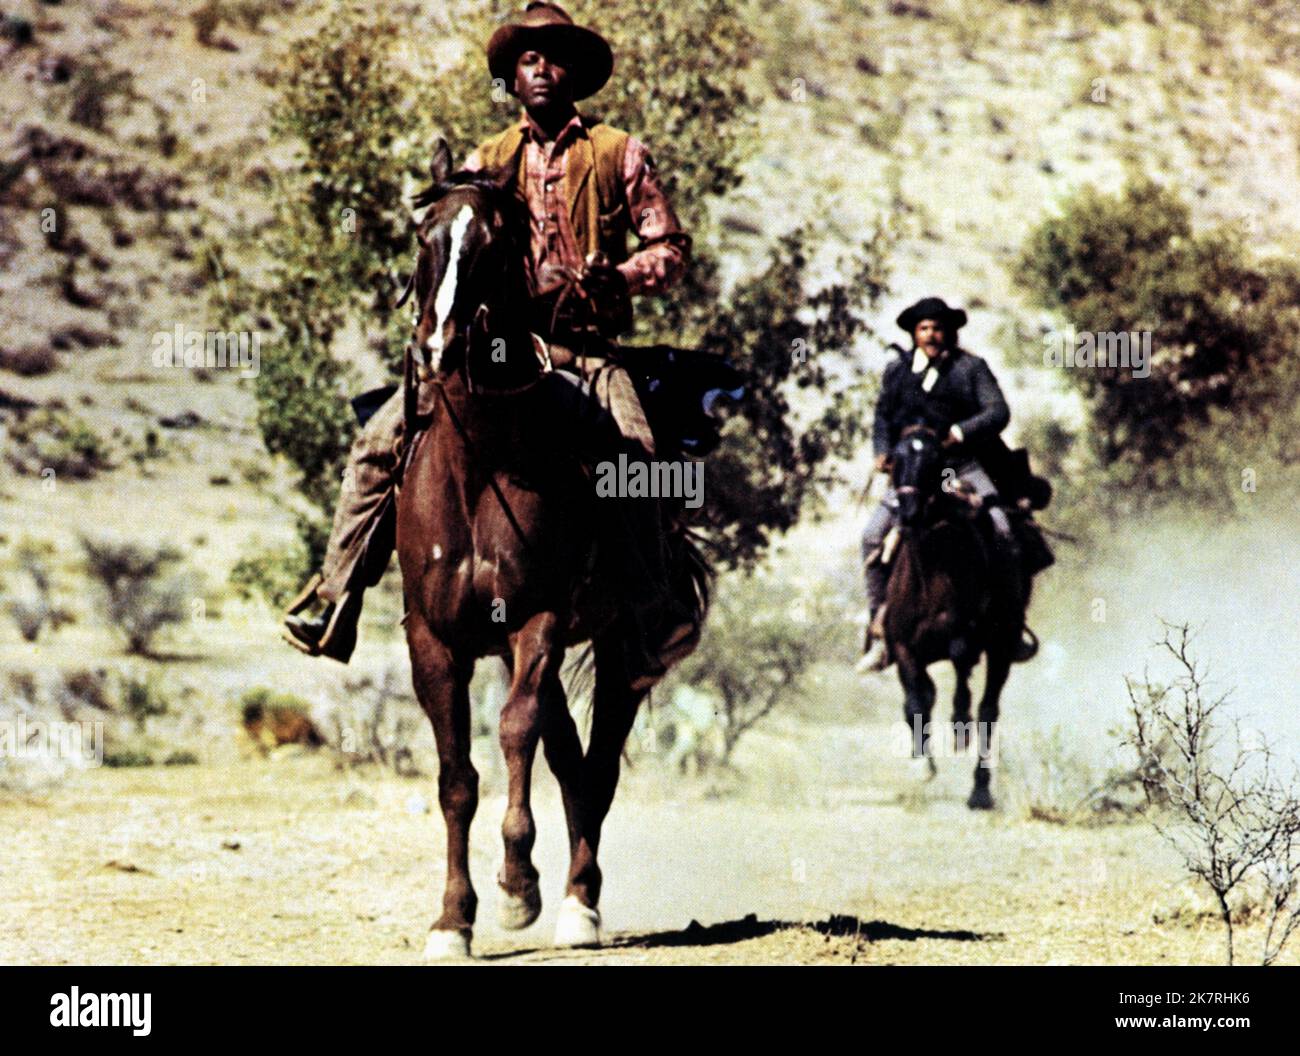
[486,2,614,101]
[896,297,968,335]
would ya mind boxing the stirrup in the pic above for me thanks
[1012,626,1039,664]
[283,572,323,618]
[281,590,359,663]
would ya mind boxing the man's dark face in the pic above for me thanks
[513,47,575,112]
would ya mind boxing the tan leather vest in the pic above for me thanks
[474,118,631,265]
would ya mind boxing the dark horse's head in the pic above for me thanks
[890,424,946,530]
[407,140,538,393]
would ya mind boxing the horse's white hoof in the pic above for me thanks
[910,756,937,782]
[498,885,542,931]
[553,895,601,948]
[423,928,472,961]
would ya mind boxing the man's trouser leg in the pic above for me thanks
[954,461,1013,545]
[318,390,404,604]
[582,360,656,457]
[858,493,898,670]
[861,493,898,616]
[285,390,403,662]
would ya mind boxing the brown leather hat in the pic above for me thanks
[486,3,613,101]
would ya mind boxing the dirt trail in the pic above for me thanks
[3,751,1289,966]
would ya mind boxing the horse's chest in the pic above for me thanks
[428,542,523,610]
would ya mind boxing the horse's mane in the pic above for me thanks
[411,168,517,211]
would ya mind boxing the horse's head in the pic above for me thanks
[890,424,945,529]
[408,140,537,391]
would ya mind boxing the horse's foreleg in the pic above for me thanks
[951,655,975,754]
[556,632,645,947]
[895,644,937,780]
[407,616,477,958]
[969,651,1010,810]
[496,612,563,931]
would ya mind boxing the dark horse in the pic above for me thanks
[397,143,711,957]
[880,426,1031,809]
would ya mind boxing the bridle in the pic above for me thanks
[406,188,553,399]
[893,423,939,502]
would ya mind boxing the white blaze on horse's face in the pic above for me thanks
[425,203,476,372]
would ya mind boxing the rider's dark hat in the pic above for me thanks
[486,3,614,101]
[896,297,968,336]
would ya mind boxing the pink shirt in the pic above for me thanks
[463,113,690,298]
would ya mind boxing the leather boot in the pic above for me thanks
[282,576,363,663]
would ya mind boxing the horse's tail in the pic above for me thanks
[565,527,713,707]
[679,527,714,629]
[563,643,597,705]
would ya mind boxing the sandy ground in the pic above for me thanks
[4,741,1291,966]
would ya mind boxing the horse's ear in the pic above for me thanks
[492,164,514,193]
[429,139,453,184]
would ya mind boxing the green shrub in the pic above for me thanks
[118,672,168,730]
[229,537,312,608]
[1013,175,1300,501]
[5,408,112,479]
[658,570,820,765]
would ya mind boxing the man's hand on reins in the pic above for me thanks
[578,256,630,331]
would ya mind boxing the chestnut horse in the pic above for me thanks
[880,426,1029,809]
[397,143,708,958]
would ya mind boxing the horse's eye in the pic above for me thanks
[911,438,924,451]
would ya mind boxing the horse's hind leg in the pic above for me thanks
[496,612,565,931]
[539,670,585,891]
[895,644,937,781]
[406,616,478,958]
[969,650,1010,810]
[553,631,645,947]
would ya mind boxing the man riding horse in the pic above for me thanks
[859,297,1047,672]
[283,2,692,684]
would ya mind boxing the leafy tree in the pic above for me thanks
[1013,175,1300,498]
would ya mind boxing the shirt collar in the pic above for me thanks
[522,110,587,148]
[911,347,950,373]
